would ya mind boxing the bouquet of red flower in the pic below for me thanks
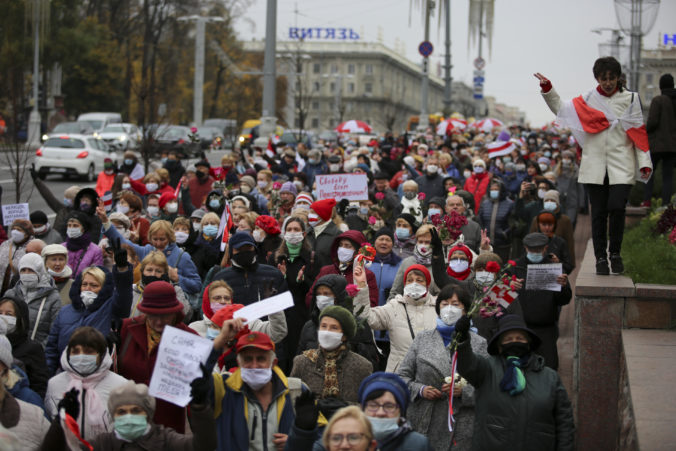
[356,242,376,267]
[430,210,468,242]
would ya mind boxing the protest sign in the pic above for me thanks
[148,326,213,407]
[525,263,563,292]
[1,203,29,227]
[315,173,368,201]
[234,291,294,323]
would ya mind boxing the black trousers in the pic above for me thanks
[644,152,676,205]
[586,178,632,259]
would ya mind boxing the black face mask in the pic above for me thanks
[232,250,257,269]
[142,274,170,287]
[500,342,530,358]
[196,170,206,179]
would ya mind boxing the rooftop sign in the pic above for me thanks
[289,27,360,41]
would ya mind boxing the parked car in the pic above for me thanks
[153,125,201,158]
[196,126,224,150]
[34,134,121,182]
[41,121,94,142]
[99,123,142,150]
[318,130,338,144]
[280,129,315,149]
[237,119,261,148]
[76,112,122,132]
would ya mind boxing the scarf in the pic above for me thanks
[446,265,471,281]
[145,322,163,355]
[499,355,529,396]
[287,242,302,262]
[413,245,432,266]
[303,344,348,398]
[435,318,455,347]
[66,232,92,252]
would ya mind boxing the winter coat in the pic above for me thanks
[354,287,438,372]
[646,87,676,154]
[54,278,73,306]
[0,392,50,451]
[414,173,447,199]
[72,189,103,243]
[289,347,373,404]
[0,238,28,293]
[45,350,128,439]
[369,187,400,211]
[190,234,221,279]
[5,366,45,410]
[398,329,488,451]
[35,227,64,246]
[307,220,341,270]
[104,224,202,295]
[45,266,133,375]
[302,160,328,187]
[186,175,214,209]
[257,234,283,264]
[464,172,492,212]
[461,219,482,253]
[211,262,287,306]
[388,256,441,301]
[456,339,575,451]
[63,241,103,279]
[163,159,185,188]
[372,252,403,308]
[118,315,198,433]
[477,197,514,247]
[95,171,115,197]
[543,87,652,185]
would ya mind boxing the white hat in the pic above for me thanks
[0,335,13,369]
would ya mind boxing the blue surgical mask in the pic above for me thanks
[489,190,499,199]
[114,414,149,441]
[543,201,557,211]
[368,416,399,441]
[503,156,512,163]
[527,252,544,263]
[308,158,318,165]
[209,199,221,209]
[64,198,72,207]
[203,225,218,237]
[395,227,410,240]
[544,151,552,158]
[206,328,220,340]
[124,158,134,166]
[161,157,168,164]
[428,208,441,217]
[359,207,369,215]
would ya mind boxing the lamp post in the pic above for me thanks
[27,0,41,149]
[260,0,278,138]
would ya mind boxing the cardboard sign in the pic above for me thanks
[1,203,30,227]
[525,263,563,292]
[315,173,368,201]
[148,326,213,407]
[233,291,294,323]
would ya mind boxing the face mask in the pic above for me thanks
[284,232,304,245]
[252,229,265,243]
[358,207,369,215]
[232,250,257,268]
[79,202,91,211]
[526,252,544,263]
[308,158,318,165]
[33,224,47,235]
[20,273,39,288]
[539,163,548,172]
[256,181,267,190]
[427,208,441,217]
[141,274,168,287]
[403,192,416,200]
[544,151,552,158]
[161,157,168,164]
[312,190,319,199]
[463,170,472,179]
[520,149,528,156]
[105,169,114,175]
[475,270,495,286]
[403,282,427,299]
[329,163,341,172]
[562,159,571,167]
[449,259,469,273]
[67,227,83,239]
[500,341,530,358]
[195,170,206,179]
[315,295,334,311]
[0,315,17,333]
[203,225,219,237]
[337,247,355,263]
[308,214,321,227]
[503,156,512,163]
[474,166,485,174]
[48,267,71,278]
[395,228,410,240]
[122,183,131,190]
[210,302,226,314]
[124,159,134,166]
[537,189,546,199]
[426,164,438,174]
[147,206,159,217]
[192,222,202,232]
[114,227,129,240]
[64,198,73,207]
[165,203,178,213]
[80,290,98,307]
[489,190,499,200]
[10,230,25,243]
[440,305,463,326]
[543,201,557,211]
[174,231,189,244]
[114,414,149,441]
[209,199,221,209]
[368,416,399,441]
[206,328,220,340]
[416,243,432,256]
[69,354,99,375]
[145,183,158,192]
[317,330,343,351]
[240,367,273,391]
[515,164,526,171]
[117,204,129,214]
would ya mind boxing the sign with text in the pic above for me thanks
[234,291,294,323]
[315,173,369,201]
[148,326,213,407]
[289,27,360,41]
[1,203,29,227]
[525,263,563,292]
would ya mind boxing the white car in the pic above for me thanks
[34,134,121,182]
[99,123,142,150]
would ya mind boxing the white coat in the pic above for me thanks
[8,397,50,450]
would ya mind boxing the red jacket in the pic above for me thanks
[187,176,214,209]
[95,172,116,197]
[463,172,492,211]
[129,178,174,198]
[118,315,198,433]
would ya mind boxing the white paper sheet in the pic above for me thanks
[525,263,563,292]
[233,291,294,322]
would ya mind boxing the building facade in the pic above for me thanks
[639,45,676,110]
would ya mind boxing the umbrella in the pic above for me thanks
[335,120,373,134]
[471,118,504,133]
[436,118,468,135]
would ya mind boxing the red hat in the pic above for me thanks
[211,304,245,328]
[158,192,177,209]
[447,244,473,265]
[138,281,183,315]
[404,264,431,287]
[311,198,337,221]
[255,215,281,235]
[235,331,275,353]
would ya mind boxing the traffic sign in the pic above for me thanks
[473,77,485,83]
[419,41,434,57]
[474,56,485,70]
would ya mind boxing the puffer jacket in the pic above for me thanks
[63,241,103,279]
[542,87,652,185]
[388,256,441,301]
[45,266,133,374]
[0,393,50,451]
[476,187,514,247]
[464,172,492,211]
[354,287,438,373]
[456,338,575,451]
[45,350,128,439]
[5,365,45,411]
[372,252,402,308]
[6,273,62,347]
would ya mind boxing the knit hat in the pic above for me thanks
[255,215,281,235]
[295,193,313,206]
[374,171,389,180]
[543,190,560,204]
[320,305,357,339]
[279,182,297,196]
[487,314,541,355]
[229,231,256,250]
[311,199,337,221]
[374,227,394,242]
[396,213,419,233]
[472,159,486,169]
[107,381,156,418]
[42,244,68,258]
[314,274,348,305]
[240,175,256,190]
[211,304,245,327]
[427,197,445,209]
[10,219,34,237]
[195,159,211,169]
[283,148,296,159]
[18,253,45,275]
[64,185,82,200]
[448,244,473,265]
[29,210,48,226]
[190,209,207,220]
[0,335,12,369]
[358,372,410,415]
[66,212,90,233]
[356,163,371,174]
[158,192,177,209]
[137,281,183,315]
[109,212,131,229]
[404,264,431,287]
[659,73,674,90]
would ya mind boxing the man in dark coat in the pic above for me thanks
[414,154,447,199]
[645,73,676,206]
[369,172,399,211]
[306,199,341,269]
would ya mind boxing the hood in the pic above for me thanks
[15,276,57,302]
[330,230,367,267]
[68,266,115,311]
[1,295,29,347]
[201,283,216,319]
[74,188,99,215]
[59,347,114,379]
[205,190,225,215]
[310,274,349,324]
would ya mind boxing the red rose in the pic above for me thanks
[485,261,501,273]
[368,216,377,225]
[507,260,517,267]
[417,192,426,200]
[272,182,282,190]
[345,284,359,297]
[375,192,385,201]
[190,126,198,134]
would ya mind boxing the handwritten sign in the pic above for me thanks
[1,203,29,227]
[316,173,368,201]
[148,326,213,407]
[234,291,294,323]
[525,263,563,292]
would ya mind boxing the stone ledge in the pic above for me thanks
[635,283,676,300]
[575,240,636,297]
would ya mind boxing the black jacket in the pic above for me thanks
[211,263,288,305]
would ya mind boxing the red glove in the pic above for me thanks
[540,78,552,93]
[640,167,652,176]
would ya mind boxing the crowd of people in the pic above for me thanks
[0,57,668,451]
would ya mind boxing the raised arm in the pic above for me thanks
[534,72,562,115]
[353,263,391,331]
[30,169,65,213]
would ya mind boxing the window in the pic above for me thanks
[365,64,373,74]
[313,63,321,74]
[312,101,319,110]
[348,83,355,93]
[347,64,355,74]
[311,118,319,128]
[365,83,373,93]
[330,64,339,74]
[313,81,320,92]
[330,82,336,93]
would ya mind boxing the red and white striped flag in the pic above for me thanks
[218,203,233,252]
[486,140,516,159]
[60,409,93,451]
[489,283,518,309]
[102,191,113,212]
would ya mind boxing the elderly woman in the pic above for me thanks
[430,239,476,293]
[323,406,376,451]
[45,327,128,439]
[388,225,441,300]
[5,253,61,346]
[130,251,190,319]
[118,150,145,179]
[41,244,72,305]
[455,314,575,450]
[0,219,33,295]
[290,305,372,404]
[391,213,418,259]
[117,191,150,245]
[476,179,514,262]
[398,284,488,451]
[190,212,222,279]
[62,211,103,278]
[394,181,423,224]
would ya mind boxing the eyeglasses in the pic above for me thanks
[328,433,367,446]
[364,401,399,414]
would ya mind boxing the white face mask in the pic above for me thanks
[145,183,158,192]
[329,163,341,172]
[308,213,321,227]
[252,229,265,243]
[449,259,469,273]
[426,164,438,174]
[117,204,130,214]
[403,282,427,299]
[368,416,400,441]
[122,183,131,190]
[257,180,268,189]
[10,230,25,243]
[147,206,160,217]
[463,170,472,179]
[80,290,98,307]
[473,166,485,174]
[440,305,463,326]
[20,273,39,288]
[537,189,547,199]
[166,203,178,214]
[67,227,83,239]
[543,201,557,211]
[48,266,72,279]
[33,224,47,235]
[475,270,495,286]
[337,247,355,263]
[174,231,189,244]
[284,232,304,245]
[240,366,273,391]
[0,315,16,334]
[192,222,202,232]
[315,295,334,311]
[318,330,343,351]
[69,354,99,376]
[539,163,549,172]
[416,243,432,256]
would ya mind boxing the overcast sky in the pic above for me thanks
[233,0,676,127]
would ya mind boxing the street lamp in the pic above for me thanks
[27,0,42,149]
